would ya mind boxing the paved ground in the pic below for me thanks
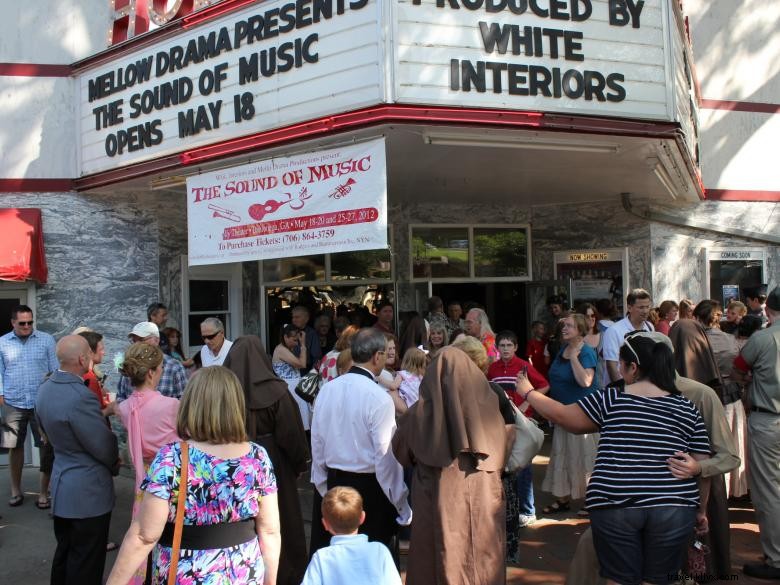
[0,441,767,584]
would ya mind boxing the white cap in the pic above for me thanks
[129,322,160,338]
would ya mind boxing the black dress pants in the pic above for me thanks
[52,512,111,585]
[326,468,399,550]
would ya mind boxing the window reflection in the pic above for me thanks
[412,227,470,278]
[331,249,391,280]
[474,228,529,278]
[262,256,326,282]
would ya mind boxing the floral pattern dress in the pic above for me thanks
[141,442,277,585]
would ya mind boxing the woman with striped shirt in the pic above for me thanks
[520,333,711,585]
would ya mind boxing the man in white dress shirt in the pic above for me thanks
[199,317,233,367]
[311,328,412,553]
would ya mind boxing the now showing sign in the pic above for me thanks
[187,138,388,266]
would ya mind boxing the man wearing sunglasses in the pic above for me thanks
[116,322,186,402]
[0,305,58,508]
[199,317,233,367]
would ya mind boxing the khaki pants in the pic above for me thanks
[748,412,780,568]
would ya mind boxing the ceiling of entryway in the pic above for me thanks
[98,123,701,205]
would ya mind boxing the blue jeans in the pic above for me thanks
[516,464,535,516]
[590,506,696,585]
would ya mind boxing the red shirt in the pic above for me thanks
[83,370,109,408]
[525,338,548,376]
[487,355,549,416]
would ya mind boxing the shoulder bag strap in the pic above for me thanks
[167,441,189,585]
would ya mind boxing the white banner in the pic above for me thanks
[187,138,387,266]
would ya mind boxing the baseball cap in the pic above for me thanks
[767,286,780,311]
[129,321,160,338]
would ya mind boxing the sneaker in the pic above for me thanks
[518,514,537,527]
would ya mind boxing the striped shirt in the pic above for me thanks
[0,330,58,409]
[578,385,710,510]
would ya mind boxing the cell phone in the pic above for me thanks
[521,365,528,376]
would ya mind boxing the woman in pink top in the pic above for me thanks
[115,343,179,585]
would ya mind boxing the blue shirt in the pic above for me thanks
[0,329,58,409]
[548,344,598,405]
[117,353,186,401]
[302,534,401,585]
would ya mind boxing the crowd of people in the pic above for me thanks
[0,282,778,584]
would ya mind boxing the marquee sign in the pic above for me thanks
[79,0,383,175]
[393,0,680,121]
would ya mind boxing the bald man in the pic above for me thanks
[36,335,120,585]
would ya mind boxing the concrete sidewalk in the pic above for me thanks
[0,454,767,585]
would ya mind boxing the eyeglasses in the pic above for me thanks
[16,320,33,326]
[202,331,222,341]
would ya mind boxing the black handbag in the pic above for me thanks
[295,370,321,403]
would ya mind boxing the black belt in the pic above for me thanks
[751,405,779,415]
[328,468,375,478]
[158,518,256,550]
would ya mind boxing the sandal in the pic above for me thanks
[35,497,51,510]
[542,500,571,514]
[8,495,24,507]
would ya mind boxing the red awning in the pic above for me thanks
[0,208,48,284]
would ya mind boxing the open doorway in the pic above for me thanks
[431,282,528,347]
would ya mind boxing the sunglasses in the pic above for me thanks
[16,320,34,326]
[202,331,222,341]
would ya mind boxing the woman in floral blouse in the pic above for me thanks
[107,366,281,585]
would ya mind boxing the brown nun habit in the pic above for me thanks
[393,346,508,585]
[669,319,720,387]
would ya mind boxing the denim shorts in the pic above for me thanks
[590,506,697,585]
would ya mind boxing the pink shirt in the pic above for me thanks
[118,390,180,489]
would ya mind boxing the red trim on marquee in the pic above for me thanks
[700,99,780,115]
[0,63,71,77]
[179,105,683,166]
[74,153,184,191]
[0,179,74,193]
[72,105,686,190]
[704,189,780,202]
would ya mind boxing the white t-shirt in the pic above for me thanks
[200,339,233,367]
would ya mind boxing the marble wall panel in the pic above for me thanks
[242,261,262,337]
[0,191,161,389]
[157,190,188,330]
[649,200,780,303]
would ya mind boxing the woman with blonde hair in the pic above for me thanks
[113,342,180,584]
[224,336,310,585]
[107,367,281,585]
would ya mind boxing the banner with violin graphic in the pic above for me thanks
[187,138,388,266]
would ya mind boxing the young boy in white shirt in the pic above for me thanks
[302,486,402,585]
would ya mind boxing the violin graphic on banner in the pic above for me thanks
[248,187,313,221]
